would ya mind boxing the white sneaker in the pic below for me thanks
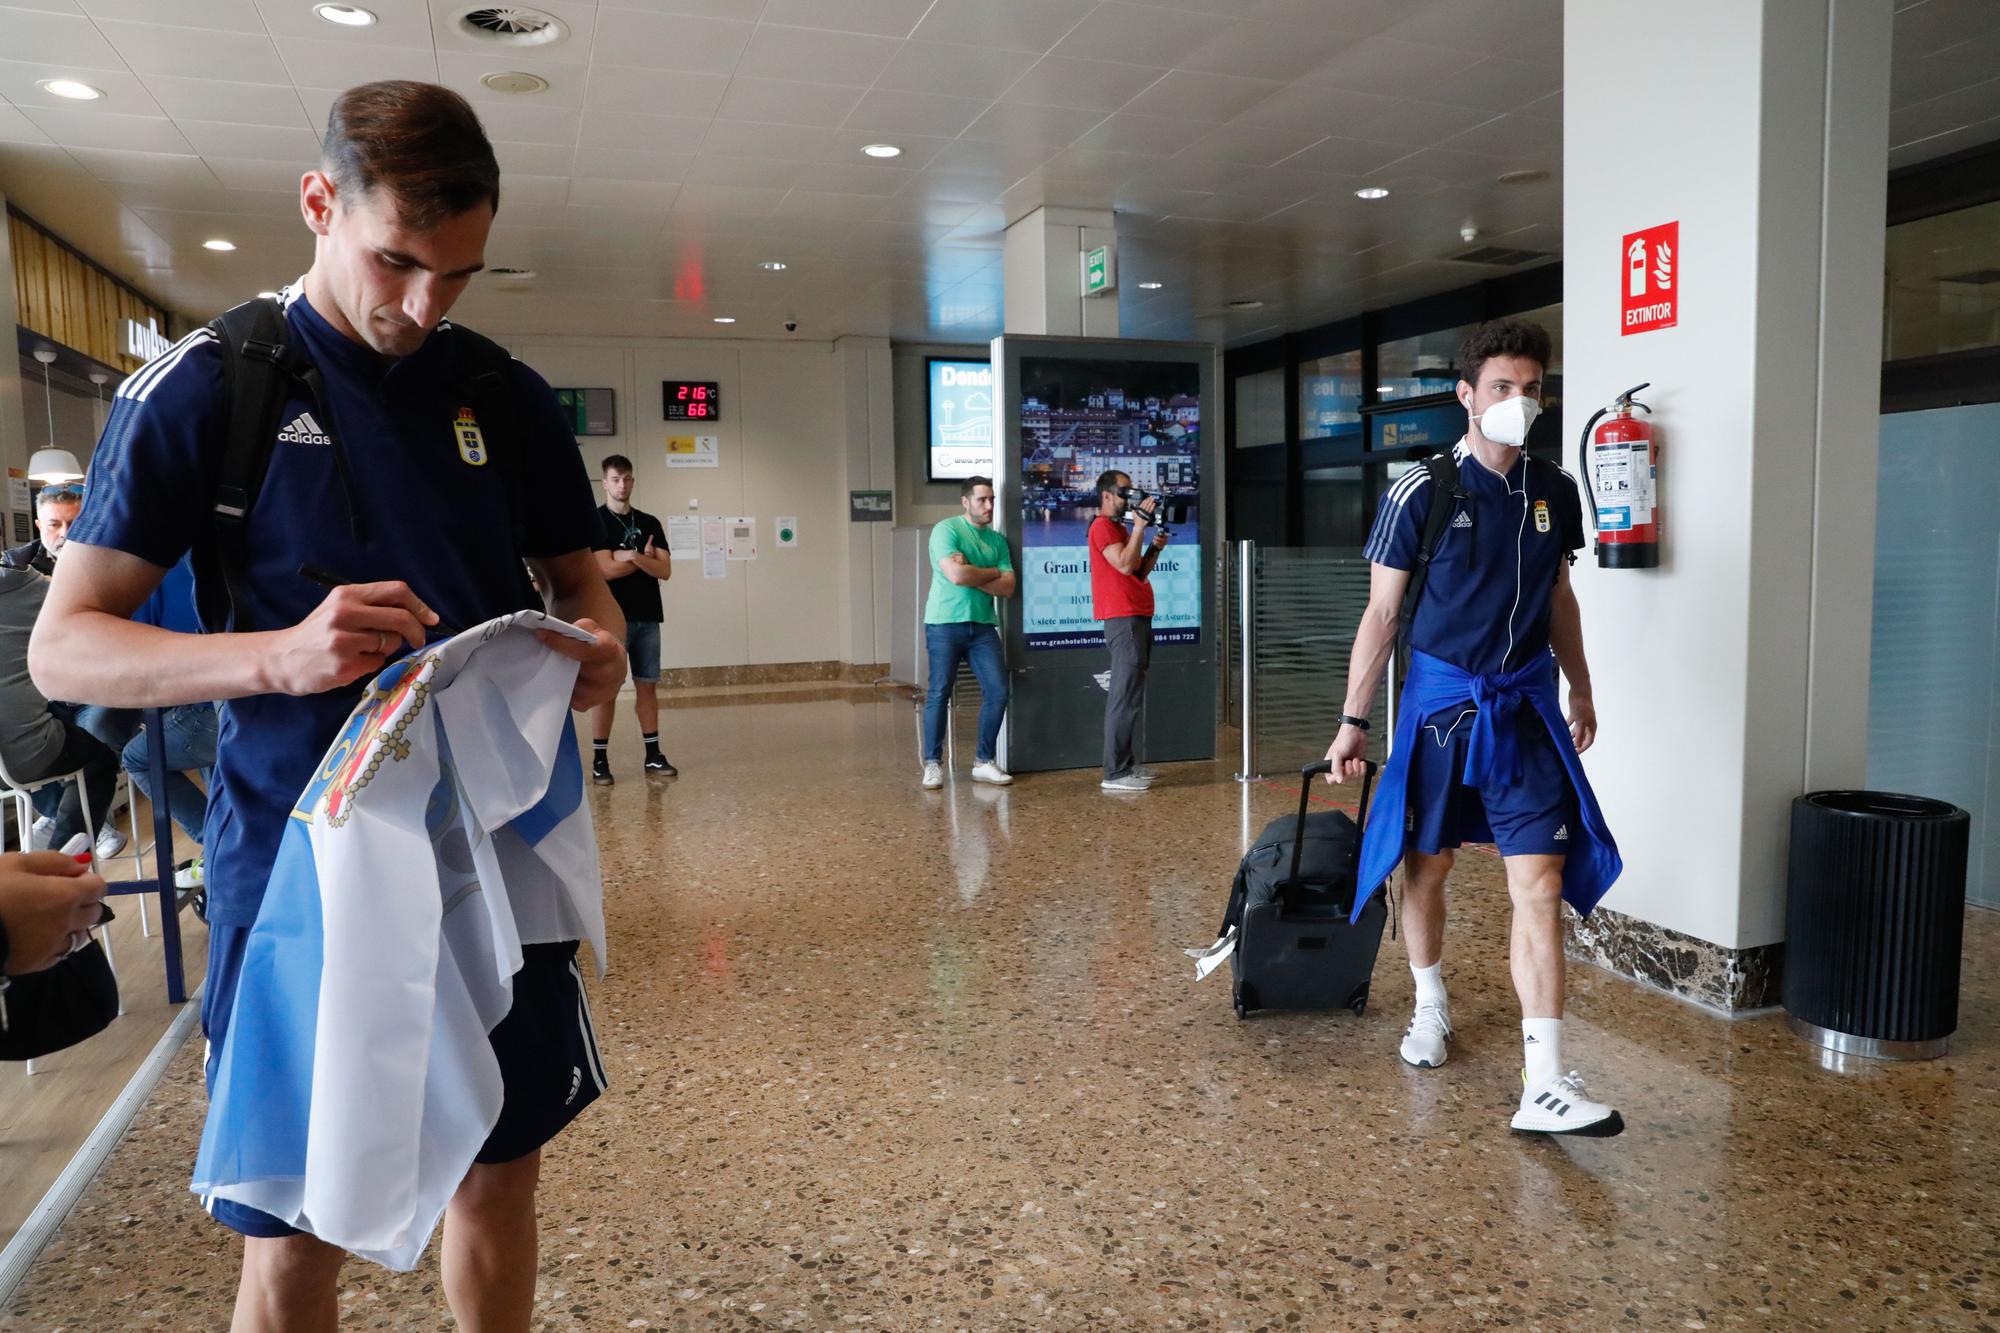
[969,761,1012,786]
[95,825,127,859]
[920,761,944,790]
[174,857,204,890]
[1132,766,1159,782]
[1100,773,1150,792]
[1399,1000,1452,1068]
[1512,1069,1625,1137]
[30,815,54,851]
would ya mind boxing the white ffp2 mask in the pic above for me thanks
[1476,395,1541,446]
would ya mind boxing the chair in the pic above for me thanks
[0,748,121,1075]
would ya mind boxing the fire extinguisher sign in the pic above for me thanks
[1620,221,1678,335]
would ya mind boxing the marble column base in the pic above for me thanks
[1564,904,1783,1014]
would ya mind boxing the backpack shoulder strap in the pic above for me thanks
[1395,453,1465,652]
[197,296,303,633]
[442,324,540,609]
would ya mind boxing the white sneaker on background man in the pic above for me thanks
[969,761,1012,786]
[921,761,944,790]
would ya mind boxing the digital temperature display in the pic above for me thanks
[663,381,721,420]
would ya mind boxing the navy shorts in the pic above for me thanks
[200,927,607,1240]
[1405,701,1577,858]
[625,621,661,684]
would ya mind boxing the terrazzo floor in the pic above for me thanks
[3,685,1994,1331]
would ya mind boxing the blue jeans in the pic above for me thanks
[922,622,1007,765]
[67,703,217,842]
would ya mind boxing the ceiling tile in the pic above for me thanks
[66,147,219,187]
[716,77,866,128]
[671,183,790,214]
[1271,133,1408,177]
[491,139,577,177]
[960,100,1105,149]
[94,19,290,82]
[774,189,886,220]
[272,38,439,87]
[842,89,993,139]
[1182,20,1359,81]
[0,58,165,116]
[584,64,731,118]
[1121,70,1286,124]
[434,52,585,109]
[588,8,755,73]
[82,0,261,28]
[1393,55,1553,115]
[1301,37,1480,97]
[999,57,1166,113]
[176,119,320,160]
[576,110,708,154]
[1433,113,1558,168]
[1042,144,1170,183]
[567,177,680,209]
[1051,2,1235,66]
[684,156,806,188]
[0,6,126,68]
[1178,122,1328,166]
[1074,113,1215,157]
[22,106,191,153]
[1383,0,1561,59]
[252,0,434,44]
[697,120,836,161]
[735,25,902,86]
[925,138,1054,179]
[0,104,52,144]
[758,0,933,38]
[203,156,308,191]
[569,145,694,181]
[790,161,914,195]
[908,0,1101,55]
[139,76,309,127]
[458,100,582,147]
[874,41,1040,99]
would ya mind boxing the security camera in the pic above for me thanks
[783,319,798,333]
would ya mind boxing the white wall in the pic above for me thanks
[1563,0,1888,949]
[508,334,893,670]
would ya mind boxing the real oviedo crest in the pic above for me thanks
[454,407,488,467]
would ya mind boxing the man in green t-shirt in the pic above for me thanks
[921,476,1015,789]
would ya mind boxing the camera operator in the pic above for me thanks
[1090,470,1168,792]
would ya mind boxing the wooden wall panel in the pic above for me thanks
[8,207,174,374]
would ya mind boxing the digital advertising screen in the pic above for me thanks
[926,358,995,481]
[1015,356,1202,650]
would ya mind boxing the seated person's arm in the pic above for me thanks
[31,543,438,706]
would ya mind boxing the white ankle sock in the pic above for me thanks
[1522,1017,1562,1085]
[1410,961,1446,1009]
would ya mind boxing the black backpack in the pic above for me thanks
[194,297,535,633]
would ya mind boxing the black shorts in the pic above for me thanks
[200,931,606,1240]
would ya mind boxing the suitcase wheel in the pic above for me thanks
[1350,986,1369,1018]
[1234,982,1257,1020]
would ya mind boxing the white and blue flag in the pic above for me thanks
[192,611,607,1270]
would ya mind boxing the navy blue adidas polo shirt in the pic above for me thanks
[1363,438,1586,677]
[69,284,597,927]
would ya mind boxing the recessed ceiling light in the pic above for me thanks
[1496,168,1550,187]
[202,239,237,252]
[313,3,377,25]
[256,290,279,299]
[1225,300,1265,311]
[861,143,902,159]
[758,260,788,271]
[480,71,549,95]
[1138,281,1163,290]
[1355,187,1390,200]
[491,266,536,279]
[712,316,736,324]
[38,79,104,101]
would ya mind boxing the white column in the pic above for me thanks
[835,335,895,669]
[1563,0,1889,953]
[1002,206,1119,338]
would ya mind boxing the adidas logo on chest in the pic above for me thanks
[1450,510,1473,528]
[278,411,332,447]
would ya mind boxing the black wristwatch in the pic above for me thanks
[1338,713,1370,732]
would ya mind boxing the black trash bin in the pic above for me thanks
[1784,790,1970,1060]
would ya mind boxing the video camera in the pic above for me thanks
[1120,486,1183,539]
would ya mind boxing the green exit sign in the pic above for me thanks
[1082,244,1115,296]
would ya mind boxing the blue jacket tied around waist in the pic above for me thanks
[1353,648,1622,922]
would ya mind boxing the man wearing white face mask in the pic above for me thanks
[1324,318,1626,1138]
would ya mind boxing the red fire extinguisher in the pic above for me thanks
[1579,383,1659,569]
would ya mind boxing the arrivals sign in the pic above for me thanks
[1620,221,1677,335]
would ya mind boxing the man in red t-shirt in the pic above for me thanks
[1089,470,1169,791]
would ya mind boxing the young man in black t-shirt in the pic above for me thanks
[591,454,674,782]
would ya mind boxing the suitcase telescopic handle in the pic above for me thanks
[1289,759,1377,886]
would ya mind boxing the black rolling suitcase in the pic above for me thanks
[1221,760,1387,1019]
